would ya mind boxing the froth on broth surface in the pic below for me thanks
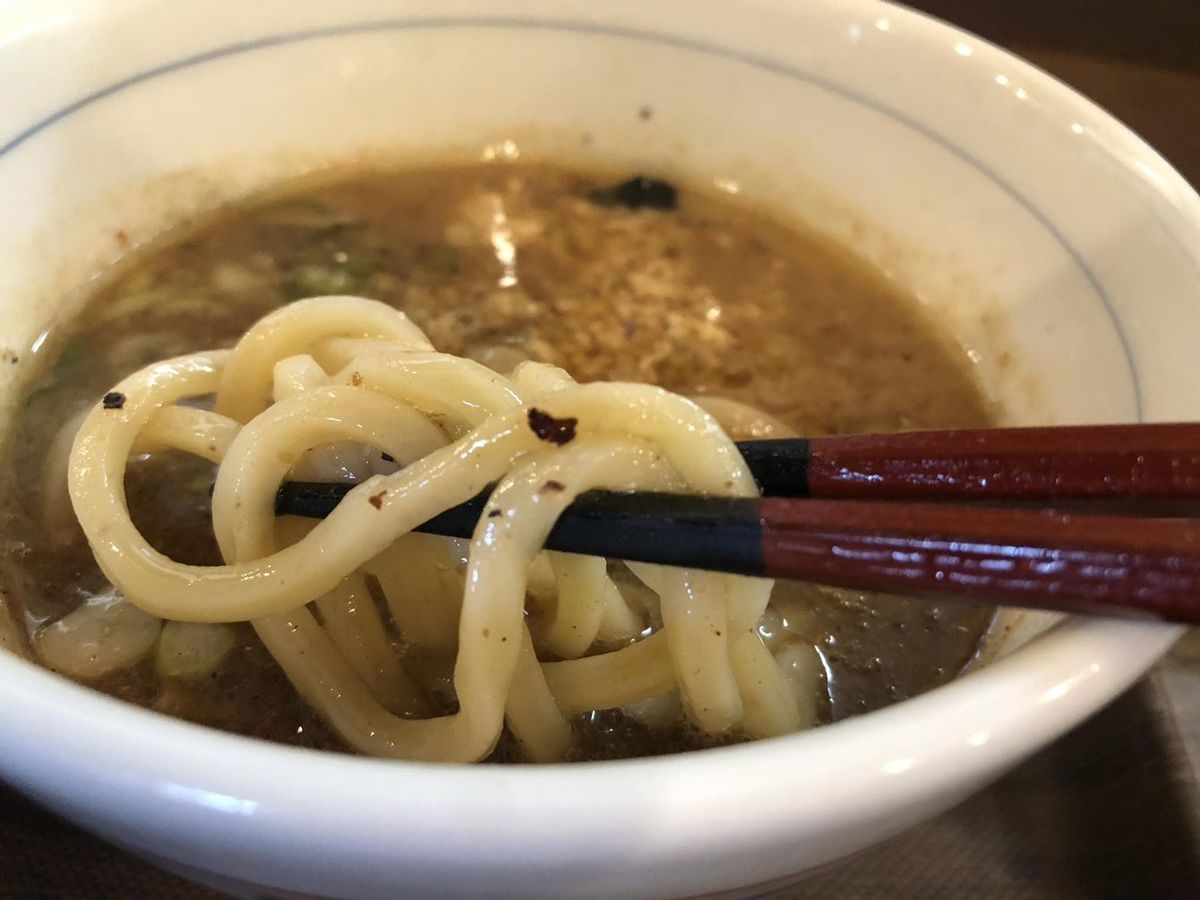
[0,162,994,760]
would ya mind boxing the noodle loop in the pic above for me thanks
[69,296,812,761]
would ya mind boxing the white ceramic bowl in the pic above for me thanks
[0,1,1194,897]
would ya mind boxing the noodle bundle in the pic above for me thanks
[69,295,812,762]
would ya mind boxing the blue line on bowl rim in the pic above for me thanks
[0,15,1143,416]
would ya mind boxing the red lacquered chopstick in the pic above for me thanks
[280,486,1200,624]
[742,422,1200,500]
[758,499,1200,623]
[537,494,1200,624]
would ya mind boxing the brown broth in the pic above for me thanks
[0,163,996,760]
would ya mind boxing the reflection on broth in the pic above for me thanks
[0,163,994,761]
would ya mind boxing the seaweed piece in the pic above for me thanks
[588,176,678,211]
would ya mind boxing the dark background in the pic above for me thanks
[906,1,1200,184]
[911,0,1200,71]
[3,2,1200,897]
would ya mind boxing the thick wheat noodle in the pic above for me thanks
[368,535,462,654]
[314,571,430,716]
[69,296,808,761]
[541,630,676,714]
[214,294,433,423]
[134,406,240,462]
[273,516,429,718]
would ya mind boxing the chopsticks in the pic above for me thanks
[274,423,1200,624]
[740,422,1200,500]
